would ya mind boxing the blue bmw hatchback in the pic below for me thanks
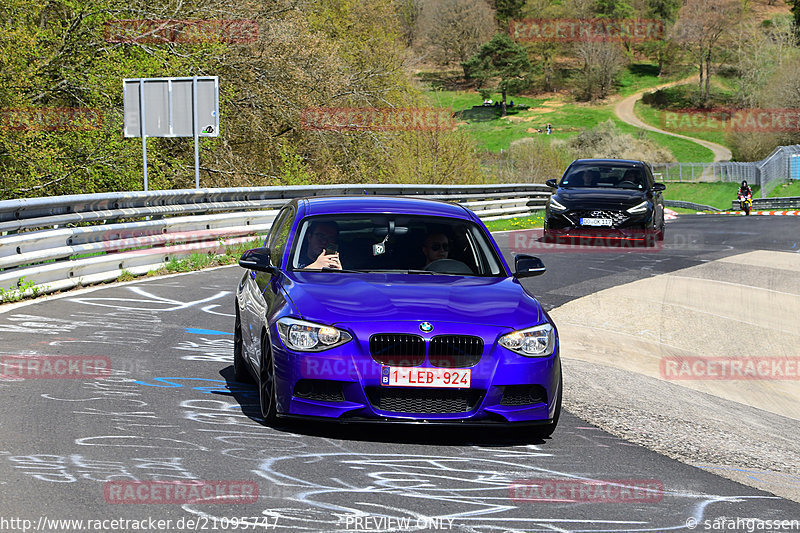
[235,196,561,436]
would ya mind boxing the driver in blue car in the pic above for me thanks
[422,232,449,266]
[299,221,341,270]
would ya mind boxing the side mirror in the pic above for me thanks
[239,247,275,273]
[652,183,666,192]
[514,254,546,278]
[545,179,558,188]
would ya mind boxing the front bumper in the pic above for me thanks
[269,321,561,424]
[544,209,656,245]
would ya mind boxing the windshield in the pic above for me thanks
[560,165,649,190]
[289,214,506,277]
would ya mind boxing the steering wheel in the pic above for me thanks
[617,180,638,189]
[424,259,473,274]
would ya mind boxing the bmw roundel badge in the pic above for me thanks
[419,322,433,333]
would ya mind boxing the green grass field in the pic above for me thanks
[634,100,730,147]
[426,90,715,162]
[616,63,696,97]
[483,212,545,231]
[767,180,800,198]
[662,182,763,209]
[423,62,716,162]
[662,181,799,210]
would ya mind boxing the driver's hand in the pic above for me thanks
[307,250,341,270]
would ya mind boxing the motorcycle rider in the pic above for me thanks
[738,180,752,200]
[737,180,753,214]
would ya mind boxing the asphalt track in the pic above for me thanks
[0,214,798,532]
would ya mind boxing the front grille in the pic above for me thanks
[369,334,425,366]
[500,385,547,406]
[293,380,345,402]
[570,210,628,226]
[365,387,484,414]
[428,335,483,368]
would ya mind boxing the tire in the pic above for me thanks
[259,333,278,424]
[745,202,751,216]
[233,308,252,383]
[531,373,562,439]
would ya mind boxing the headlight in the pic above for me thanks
[277,318,352,352]
[498,324,555,357]
[549,197,568,213]
[626,201,649,214]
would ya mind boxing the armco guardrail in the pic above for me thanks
[730,196,800,210]
[664,200,719,211]
[0,184,549,300]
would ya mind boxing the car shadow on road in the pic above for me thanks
[219,365,551,447]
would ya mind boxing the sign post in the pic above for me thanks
[123,76,219,190]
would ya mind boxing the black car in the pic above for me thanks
[543,159,666,246]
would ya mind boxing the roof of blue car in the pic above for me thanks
[299,196,473,219]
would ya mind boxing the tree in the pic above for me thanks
[640,0,682,75]
[671,0,742,105]
[1,0,472,198]
[594,0,634,18]
[395,0,422,47]
[462,33,531,116]
[516,0,569,93]
[492,0,525,24]
[574,41,626,100]
[792,0,800,44]
[416,0,495,65]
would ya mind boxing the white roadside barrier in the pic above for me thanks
[0,184,549,300]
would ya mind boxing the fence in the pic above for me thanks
[651,144,800,197]
[0,184,550,300]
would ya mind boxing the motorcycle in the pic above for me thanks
[738,192,752,216]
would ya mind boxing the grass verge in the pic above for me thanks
[483,211,545,231]
[663,182,757,209]
[768,180,800,198]
[141,238,263,277]
[634,100,729,147]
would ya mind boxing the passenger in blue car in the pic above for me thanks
[421,232,449,266]
[298,220,341,270]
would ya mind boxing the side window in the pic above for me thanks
[267,207,295,266]
[645,166,655,188]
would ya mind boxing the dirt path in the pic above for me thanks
[614,75,733,162]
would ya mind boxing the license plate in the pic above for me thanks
[580,217,613,226]
[381,366,471,388]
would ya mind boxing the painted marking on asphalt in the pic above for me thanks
[185,327,232,336]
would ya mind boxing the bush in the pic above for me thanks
[493,137,574,183]
[567,120,675,162]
